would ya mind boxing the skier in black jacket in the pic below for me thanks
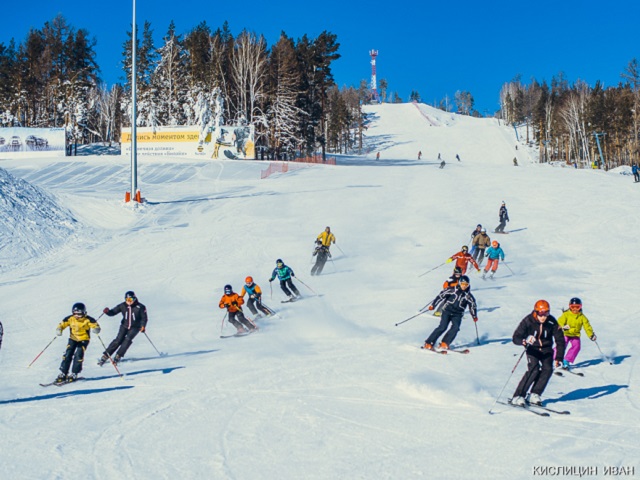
[494,202,509,233]
[311,240,331,276]
[98,290,148,366]
[511,299,565,406]
[423,275,478,350]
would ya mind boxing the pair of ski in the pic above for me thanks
[554,368,584,377]
[220,329,258,339]
[281,296,303,303]
[421,346,470,355]
[497,400,570,417]
[40,377,85,387]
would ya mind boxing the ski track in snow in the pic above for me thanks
[0,103,638,479]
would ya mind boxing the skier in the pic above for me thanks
[556,298,596,369]
[471,227,491,266]
[418,151,422,160]
[432,267,463,316]
[220,284,257,334]
[376,152,380,160]
[423,275,478,350]
[633,164,639,182]
[511,300,565,406]
[456,154,461,162]
[317,226,336,251]
[513,157,518,166]
[0,320,3,351]
[269,259,301,301]
[447,245,480,274]
[240,277,272,318]
[311,240,331,276]
[98,291,148,366]
[439,160,446,169]
[469,224,482,255]
[54,303,101,384]
[494,201,509,233]
[482,240,505,279]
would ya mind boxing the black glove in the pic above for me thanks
[231,301,238,306]
[224,303,230,308]
[269,278,273,282]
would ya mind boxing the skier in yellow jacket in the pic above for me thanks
[317,226,336,250]
[54,302,101,384]
[556,297,596,369]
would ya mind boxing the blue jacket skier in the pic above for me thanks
[269,259,301,300]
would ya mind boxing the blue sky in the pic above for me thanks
[3,0,640,114]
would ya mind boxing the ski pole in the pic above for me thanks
[395,310,429,326]
[143,331,165,357]
[220,312,228,336]
[269,281,273,300]
[418,261,447,278]
[27,336,57,368]
[489,347,527,414]
[502,261,515,275]
[295,277,317,295]
[594,340,613,365]
[335,244,346,256]
[96,334,123,377]
[474,321,480,345]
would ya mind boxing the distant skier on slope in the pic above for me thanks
[482,241,505,279]
[439,160,446,169]
[471,227,491,266]
[418,151,422,160]
[98,291,148,366]
[0,320,3,351]
[54,303,100,384]
[556,298,596,370]
[220,284,257,334]
[447,245,480,274]
[423,275,478,351]
[494,202,509,233]
[240,277,272,318]
[269,259,301,301]
[510,300,565,406]
[311,240,331,276]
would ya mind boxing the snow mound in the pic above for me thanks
[0,167,79,270]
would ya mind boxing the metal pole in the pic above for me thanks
[131,0,138,199]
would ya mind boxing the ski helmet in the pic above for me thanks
[224,284,233,295]
[72,302,87,315]
[459,275,470,286]
[569,297,582,306]
[453,266,462,276]
[461,245,468,252]
[534,300,550,317]
[492,240,499,248]
[124,291,136,301]
[476,224,482,228]
[481,228,486,233]
[245,276,253,285]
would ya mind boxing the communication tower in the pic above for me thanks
[369,50,380,103]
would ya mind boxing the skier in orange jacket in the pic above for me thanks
[447,245,480,274]
[219,285,257,334]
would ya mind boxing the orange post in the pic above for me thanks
[125,191,131,202]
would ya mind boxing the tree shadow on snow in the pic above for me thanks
[0,386,134,405]
[545,384,628,405]
[573,354,630,368]
[120,349,219,364]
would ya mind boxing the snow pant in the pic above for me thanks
[472,248,486,265]
[634,172,640,182]
[425,309,464,346]
[104,325,140,358]
[228,311,255,331]
[60,339,89,375]
[562,336,581,364]
[513,349,554,398]
[246,297,271,316]
[311,255,328,275]
[484,258,499,273]
[279,278,300,297]
[495,220,507,233]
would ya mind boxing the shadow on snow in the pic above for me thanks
[0,386,134,405]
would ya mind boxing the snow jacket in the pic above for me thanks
[430,285,478,318]
[485,246,505,261]
[557,310,594,338]
[450,251,479,271]
[104,301,148,330]
[313,245,330,260]
[240,283,263,300]
[470,228,482,242]
[633,165,638,174]
[472,233,492,249]
[442,274,460,290]
[270,264,295,281]
[512,313,565,360]
[57,314,100,342]
[219,293,245,313]
[317,230,335,247]
[499,205,509,222]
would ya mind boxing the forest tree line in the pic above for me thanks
[500,61,640,168]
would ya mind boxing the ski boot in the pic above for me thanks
[67,373,78,383]
[423,342,434,350]
[97,354,108,367]
[54,372,67,385]
[511,396,525,406]
[528,393,542,406]
[113,354,122,365]
[438,342,449,351]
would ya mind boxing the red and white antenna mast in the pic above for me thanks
[369,50,380,103]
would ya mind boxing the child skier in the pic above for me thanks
[240,277,272,318]
[219,284,257,334]
[447,245,480,274]
[431,267,463,316]
[511,300,565,406]
[54,303,101,384]
[556,298,596,369]
[423,275,478,350]
[269,259,301,301]
[494,202,509,233]
[311,240,331,276]
[482,241,505,279]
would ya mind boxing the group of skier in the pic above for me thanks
[417,201,598,408]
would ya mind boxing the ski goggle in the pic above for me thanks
[125,296,135,302]
[536,310,550,317]
[459,281,469,287]
[569,304,582,311]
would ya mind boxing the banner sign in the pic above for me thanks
[0,127,66,158]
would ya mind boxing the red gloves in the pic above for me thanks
[473,317,478,322]
[428,305,434,311]
[103,307,109,314]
